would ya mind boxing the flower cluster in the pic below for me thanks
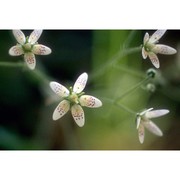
[9,30,52,70]
[8,30,102,128]
[6,29,176,145]
[138,29,175,143]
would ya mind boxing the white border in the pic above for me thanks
[1,0,179,29]
[0,1,179,179]
[0,151,179,180]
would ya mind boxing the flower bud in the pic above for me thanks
[146,68,157,78]
[146,83,156,92]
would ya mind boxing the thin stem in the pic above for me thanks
[0,62,24,67]
[90,46,141,81]
[28,68,50,85]
[115,77,150,103]
[123,30,138,48]
[115,102,137,115]
[103,97,136,115]
[113,64,145,78]
[102,77,150,115]
[0,61,51,85]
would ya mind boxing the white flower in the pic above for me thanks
[9,30,52,70]
[142,30,177,68]
[136,108,169,144]
[49,72,102,127]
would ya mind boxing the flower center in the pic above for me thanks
[145,42,155,52]
[69,92,79,104]
[23,42,32,51]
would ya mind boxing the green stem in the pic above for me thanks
[115,77,150,103]
[115,102,137,115]
[0,62,24,67]
[28,68,50,85]
[123,30,138,48]
[113,64,145,78]
[102,77,150,115]
[90,46,141,81]
[103,97,136,115]
[0,61,50,85]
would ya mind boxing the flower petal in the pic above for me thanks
[142,47,148,59]
[138,124,145,144]
[49,81,69,97]
[152,44,177,55]
[148,52,160,68]
[73,72,88,93]
[145,109,169,119]
[143,120,163,136]
[136,116,141,129]
[24,52,36,70]
[9,45,24,56]
[32,44,52,55]
[139,108,153,116]
[143,32,149,44]
[149,30,166,44]
[28,30,43,44]
[52,100,70,120]
[79,95,102,108]
[71,104,85,127]
[12,30,26,45]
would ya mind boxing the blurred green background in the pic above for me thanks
[0,30,180,150]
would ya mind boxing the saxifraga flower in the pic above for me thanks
[9,29,51,70]
[50,72,102,127]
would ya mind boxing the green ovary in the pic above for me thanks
[145,42,155,52]
[23,43,32,52]
[69,92,79,104]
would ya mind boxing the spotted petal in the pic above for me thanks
[12,30,26,45]
[79,95,102,108]
[50,81,69,97]
[152,44,177,55]
[71,104,85,127]
[9,45,24,56]
[53,100,70,120]
[138,124,145,144]
[146,109,169,119]
[143,120,163,136]
[24,52,36,70]
[149,30,166,44]
[142,47,148,59]
[32,44,52,55]
[148,52,160,68]
[73,72,88,93]
[143,32,149,44]
[28,30,43,44]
